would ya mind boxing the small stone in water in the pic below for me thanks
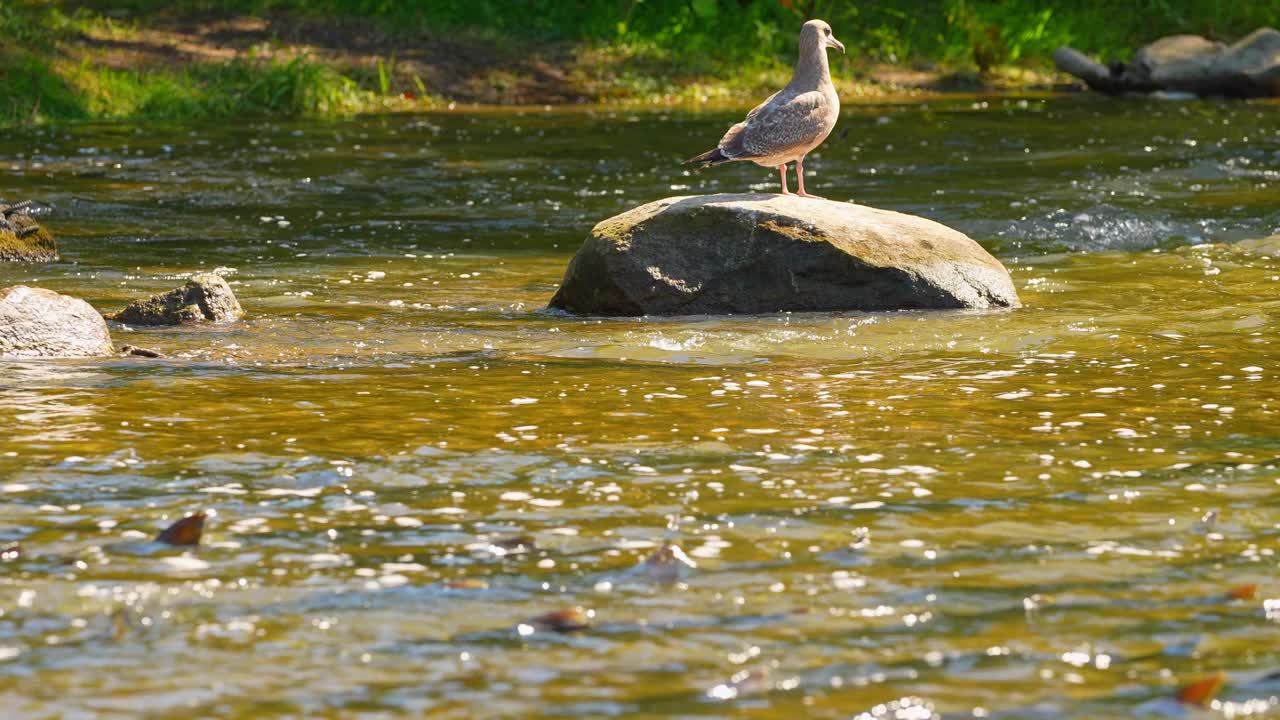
[1227,583,1257,600]
[120,345,163,358]
[1176,672,1225,706]
[524,607,591,633]
[0,543,19,562]
[640,543,697,583]
[491,535,536,552]
[154,512,206,546]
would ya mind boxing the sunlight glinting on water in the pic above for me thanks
[0,97,1278,717]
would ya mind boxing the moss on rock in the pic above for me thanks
[0,216,58,263]
[108,273,244,326]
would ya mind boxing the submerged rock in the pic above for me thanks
[119,344,164,358]
[153,512,206,546]
[0,204,58,263]
[0,286,115,358]
[549,193,1019,316]
[105,511,207,556]
[1232,234,1280,257]
[1055,28,1280,97]
[109,273,243,326]
[638,543,698,584]
[520,607,592,634]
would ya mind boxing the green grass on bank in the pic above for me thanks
[3,0,1278,126]
[2,55,367,126]
[1,2,372,126]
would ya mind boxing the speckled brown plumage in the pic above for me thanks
[686,19,844,197]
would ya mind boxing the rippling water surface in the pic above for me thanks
[1,96,1279,718]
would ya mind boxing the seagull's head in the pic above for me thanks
[802,19,845,55]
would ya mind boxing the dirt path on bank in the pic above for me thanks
[73,12,589,103]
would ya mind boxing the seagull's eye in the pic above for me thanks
[824,28,831,36]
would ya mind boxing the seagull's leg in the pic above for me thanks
[778,164,791,195]
[795,155,825,199]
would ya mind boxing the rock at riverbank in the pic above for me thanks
[0,286,115,357]
[109,273,243,326]
[0,215,58,263]
[548,194,1019,316]
[1055,28,1280,97]
[1229,235,1280,257]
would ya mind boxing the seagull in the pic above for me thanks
[685,19,844,198]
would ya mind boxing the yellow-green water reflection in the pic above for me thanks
[0,98,1278,718]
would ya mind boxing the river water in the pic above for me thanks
[1,96,1278,718]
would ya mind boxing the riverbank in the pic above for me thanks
[1,4,1070,127]
[1,1,1271,126]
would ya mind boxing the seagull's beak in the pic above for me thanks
[827,36,845,54]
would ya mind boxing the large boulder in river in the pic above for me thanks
[0,286,114,357]
[108,273,243,326]
[548,194,1019,316]
[1055,28,1280,97]
[0,215,57,263]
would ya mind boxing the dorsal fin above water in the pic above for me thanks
[154,512,206,546]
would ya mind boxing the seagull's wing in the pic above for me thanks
[720,90,831,161]
[714,91,779,159]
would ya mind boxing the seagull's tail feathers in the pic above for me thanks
[684,147,733,168]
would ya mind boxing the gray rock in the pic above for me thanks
[1055,28,1280,97]
[0,286,115,358]
[109,273,244,326]
[1230,234,1280,257]
[548,194,1019,316]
